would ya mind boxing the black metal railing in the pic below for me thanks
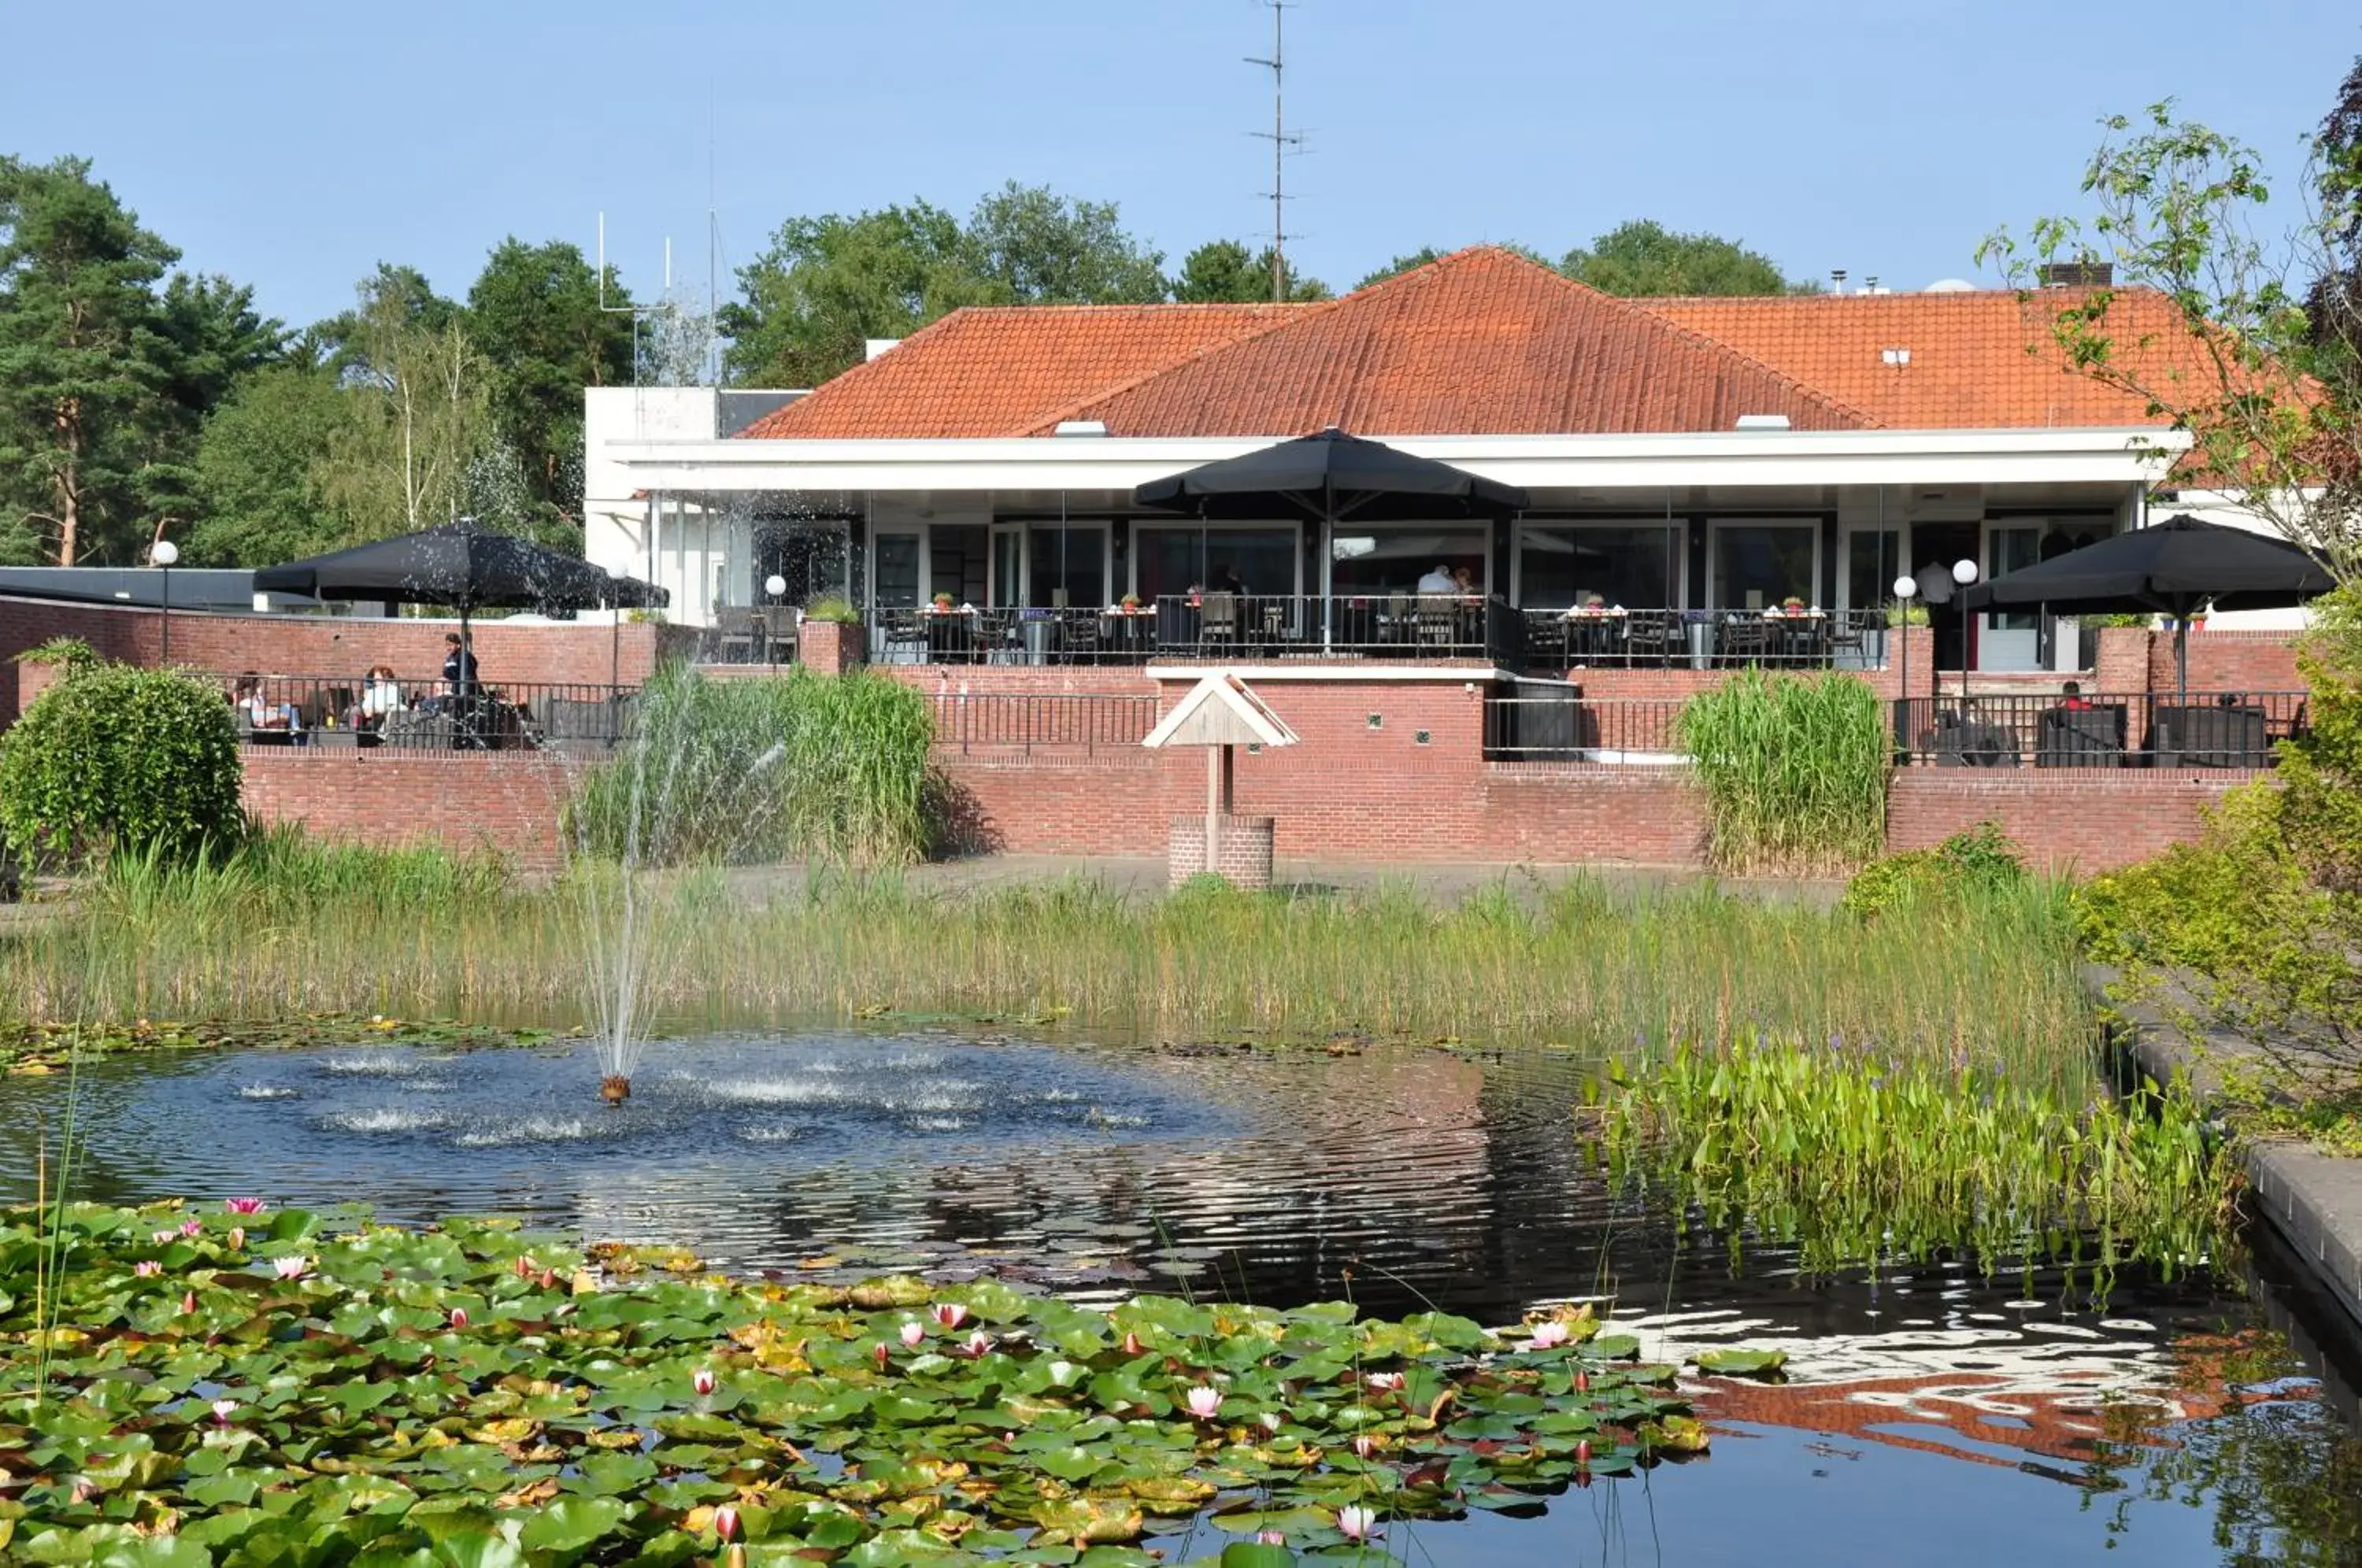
[1520,607,1888,673]
[924,693,1161,755]
[1482,693,1688,760]
[867,594,1522,668]
[1892,690,2309,768]
[211,673,639,753]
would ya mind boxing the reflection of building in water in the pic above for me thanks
[1660,1318,2288,1480]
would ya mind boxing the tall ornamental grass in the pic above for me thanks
[568,663,930,867]
[1676,671,1889,872]
[2,852,2098,1095]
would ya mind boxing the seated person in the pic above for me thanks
[1452,565,1479,595]
[349,665,404,729]
[2056,679,2093,711]
[231,673,298,734]
[1415,563,1458,595]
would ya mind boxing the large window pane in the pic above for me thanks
[1845,530,1899,612]
[1712,523,1816,608]
[1517,524,1675,608]
[873,534,920,609]
[1330,526,1486,596]
[1134,527,1297,599]
[1026,526,1106,608]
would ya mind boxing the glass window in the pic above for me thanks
[1330,526,1486,596]
[873,534,920,609]
[1133,526,1298,600]
[1027,526,1107,608]
[1845,530,1899,612]
[1712,523,1816,609]
[1518,523,1676,608]
[1987,525,2042,632]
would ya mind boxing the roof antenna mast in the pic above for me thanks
[1247,0,1305,302]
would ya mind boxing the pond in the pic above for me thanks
[5,1029,2359,1566]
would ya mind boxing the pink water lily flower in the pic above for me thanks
[899,1320,925,1349]
[271,1256,309,1281]
[180,1219,204,1238]
[224,1198,265,1215]
[1527,1320,1571,1351]
[152,1230,178,1246]
[180,1291,198,1315]
[513,1255,535,1278]
[931,1303,968,1330]
[713,1505,741,1543]
[211,1399,238,1426]
[693,1367,717,1397]
[1122,1330,1145,1356]
[1259,1410,1285,1435]
[448,1307,469,1331]
[1337,1504,1379,1543]
[1364,1372,1405,1393]
[1352,1433,1376,1459]
[872,1342,892,1370]
[134,1260,162,1278]
[958,1330,994,1359]
[1257,1531,1286,1547]
[1184,1385,1223,1419]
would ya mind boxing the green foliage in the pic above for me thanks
[465,238,635,524]
[1592,1037,2235,1274]
[312,268,496,540]
[1676,671,1890,871]
[13,635,98,671]
[964,180,1167,305]
[186,364,347,564]
[1171,239,1330,303]
[0,661,241,865]
[569,664,930,867]
[1843,822,2028,919]
[2275,586,2362,891]
[0,155,187,565]
[801,594,861,626]
[0,1202,1717,1561]
[1563,219,1808,297]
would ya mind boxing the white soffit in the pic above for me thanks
[1142,675,1301,750]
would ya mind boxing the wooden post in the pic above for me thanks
[1205,745,1222,875]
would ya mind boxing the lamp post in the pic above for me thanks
[1950,557,1980,712]
[1891,574,1918,759]
[764,574,787,669]
[150,539,180,667]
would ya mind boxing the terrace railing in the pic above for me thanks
[868,594,1524,668]
[1521,608,1888,673]
[1482,693,1688,761]
[207,672,639,753]
[925,692,1161,755]
[1891,690,2309,769]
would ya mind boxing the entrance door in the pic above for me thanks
[987,524,1027,608]
[1979,523,2044,671]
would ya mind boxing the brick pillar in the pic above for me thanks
[797,620,867,675]
[2093,626,2154,749]
[1168,813,1276,889]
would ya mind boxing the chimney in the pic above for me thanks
[2037,262,2113,288]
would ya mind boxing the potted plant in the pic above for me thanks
[931,591,956,612]
[1120,593,1142,613]
[797,594,868,675]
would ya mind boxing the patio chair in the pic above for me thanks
[760,606,799,664]
[1718,619,1772,668]
[713,607,761,664]
[1414,597,1461,653]
[2034,706,2127,768]
[1622,612,1676,669]
[1060,611,1102,665]
[1199,592,1239,650]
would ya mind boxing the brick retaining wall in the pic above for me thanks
[240,750,579,870]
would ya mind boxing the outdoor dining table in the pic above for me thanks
[1562,609,1626,664]
[1761,609,1831,664]
[1100,609,1155,657]
[924,608,979,660]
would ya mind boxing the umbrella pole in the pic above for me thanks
[2177,616,2189,708]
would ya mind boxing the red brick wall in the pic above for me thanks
[1885,770,2255,873]
[0,597,690,725]
[1168,814,1278,888]
[240,750,578,870]
[931,754,1163,855]
[2152,627,2306,693]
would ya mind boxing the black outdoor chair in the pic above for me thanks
[1718,619,1772,668]
[713,607,761,664]
[1198,592,1240,651]
[2152,704,2271,768]
[1623,612,1677,669]
[2034,706,2128,768]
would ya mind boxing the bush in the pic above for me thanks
[0,662,242,867]
[568,663,930,867]
[14,636,100,671]
[802,594,862,626]
[1843,821,2027,919]
[1676,671,1890,871]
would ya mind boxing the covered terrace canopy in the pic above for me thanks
[1133,427,1530,523]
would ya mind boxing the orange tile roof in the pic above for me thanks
[734,247,2212,442]
[1048,247,1866,436]
[735,303,1305,439]
[1642,287,2195,430]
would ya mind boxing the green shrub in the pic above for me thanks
[568,663,930,867]
[802,594,862,626]
[0,662,242,867]
[13,636,100,671]
[1676,671,1890,871]
[1843,821,2027,919]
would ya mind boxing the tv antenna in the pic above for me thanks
[1246,0,1306,302]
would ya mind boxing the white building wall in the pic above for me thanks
[583,387,728,624]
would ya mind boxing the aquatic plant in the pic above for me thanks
[1587,1037,2238,1275]
[0,1202,1727,1563]
[1675,671,1889,872]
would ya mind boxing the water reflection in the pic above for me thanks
[2,1029,2357,1566]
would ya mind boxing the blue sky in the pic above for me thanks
[5,0,2354,329]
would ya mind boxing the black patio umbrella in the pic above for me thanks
[253,522,668,696]
[1957,513,2332,702]
[1134,427,1529,524]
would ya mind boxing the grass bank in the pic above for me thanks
[0,843,2099,1093]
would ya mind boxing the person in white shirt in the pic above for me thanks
[1415,564,1457,594]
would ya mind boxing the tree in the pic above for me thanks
[146,272,286,548]
[312,270,492,541]
[720,202,999,387]
[2309,57,2362,372]
[186,364,348,565]
[465,239,635,523]
[312,262,459,383]
[1171,239,1329,303]
[0,156,183,565]
[1561,220,1803,297]
[1979,98,2362,583]
[961,182,1167,306]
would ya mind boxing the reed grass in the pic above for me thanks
[0,850,2101,1094]
[1590,1037,2236,1274]
[1676,671,1890,872]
